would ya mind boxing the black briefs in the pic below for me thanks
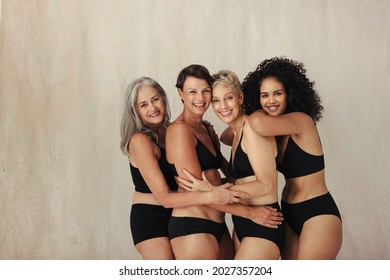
[281,192,341,235]
[232,202,285,252]
[168,216,227,243]
[130,204,172,245]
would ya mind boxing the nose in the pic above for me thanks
[196,91,205,100]
[269,95,276,103]
[149,103,157,111]
[221,99,228,109]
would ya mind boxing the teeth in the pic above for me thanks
[149,112,159,117]
[220,110,232,116]
[194,103,205,107]
[267,105,278,111]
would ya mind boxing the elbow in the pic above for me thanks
[154,193,174,209]
[252,181,275,197]
[249,114,267,135]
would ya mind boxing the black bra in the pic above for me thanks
[168,125,223,176]
[130,146,178,193]
[228,131,254,179]
[277,136,325,179]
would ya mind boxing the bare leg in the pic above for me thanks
[135,237,174,260]
[297,215,342,259]
[232,229,241,253]
[170,233,219,260]
[234,237,280,260]
[218,229,235,260]
[281,223,298,260]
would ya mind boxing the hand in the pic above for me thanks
[177,169,214,192]
[248,205,283,228]
[211,183,249,205]
[177,169,249,204]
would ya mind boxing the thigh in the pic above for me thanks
[297,215,343,259]
[281,222,299,260]
[218,229,235,260]
[234,237,280,260]
[170,233,220,260]
[135,237,174,260]
[232,228,241,253]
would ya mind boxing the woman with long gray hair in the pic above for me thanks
[120,77,245,259]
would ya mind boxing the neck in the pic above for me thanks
[181,111,203,129]
[229,114,246,136]
[148,123,167,145]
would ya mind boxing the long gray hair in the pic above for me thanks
[120,77,171,156]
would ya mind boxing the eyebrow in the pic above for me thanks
[260,89,284,94]
[138,94,159,105]
[187,87,211,91]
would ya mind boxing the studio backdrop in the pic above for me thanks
[1,0,389,259]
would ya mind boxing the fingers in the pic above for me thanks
[176,177,193,189]
[179,185,193,191]
[201,171,208,181]
[221,182,234,189]
[228,196,242,204]
[182,169,195,180]
[231,190,249,198]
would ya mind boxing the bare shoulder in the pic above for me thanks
[203,120,216,133]
[204,120,219,138]
[167,121,192,137]
[244,119,273,145]
[220,126,233,146]
[129,132,155,151]
[130,132,152,144]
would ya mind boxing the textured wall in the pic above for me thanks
[1,0,389,260]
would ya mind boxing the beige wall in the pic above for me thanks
[1,0,389,260]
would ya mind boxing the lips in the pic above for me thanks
[266,105,279,112]
[149,111,160,117]
[220,110,232,116]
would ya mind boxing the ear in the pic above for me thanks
[177,88,184,101]
[239,91,244,105]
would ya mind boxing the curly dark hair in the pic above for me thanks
[241,56,323,122]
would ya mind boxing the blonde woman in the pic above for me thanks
[176,69,285,260]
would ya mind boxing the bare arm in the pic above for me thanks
[249,110,314,136]
[228,122,278,200]
[220,126,233,146]
[249,110,323,155]
[131,132,243,208]
[208,203,282,228]
[178,169,283,228]
[165,122,247,205]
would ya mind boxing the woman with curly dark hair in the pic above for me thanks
[240,57,343,259]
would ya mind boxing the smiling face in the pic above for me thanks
[135,86,166,127]
[211,84,243,125]
[259,77,287,116]
[179,76,211,116]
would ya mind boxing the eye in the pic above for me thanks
[152,97,160,102]
[260,93,268,98]
[212,99,219,103]
[275,91,282,96]
[189,90,197,95]
[226,95,234,100]
[203,89,211,94]
[140,103,147,108]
